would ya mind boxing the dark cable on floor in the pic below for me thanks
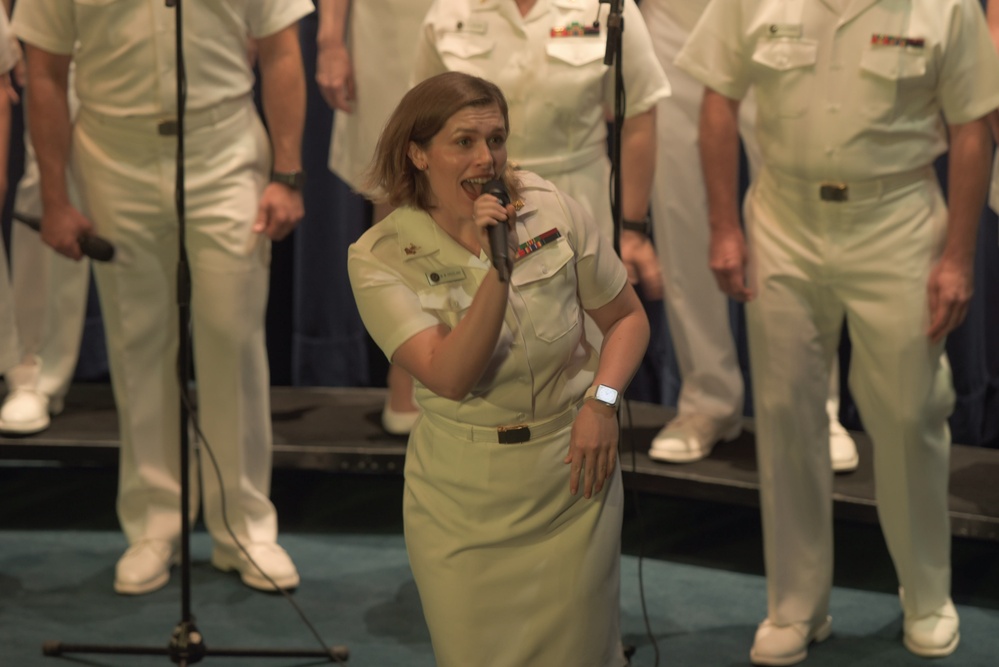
[620,397,661,667]
[182,391,347,664]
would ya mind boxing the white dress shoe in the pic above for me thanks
[750,616,832,666]
[829,419,859,473]
[648,413,741,463]
[903,599,960,657]
[381,403,420,436]
[114,540,178,595]
[0,388,52,435]
[211,542,300,592]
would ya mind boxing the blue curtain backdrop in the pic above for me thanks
[1,7,996,448]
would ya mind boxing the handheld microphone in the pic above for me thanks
[13,212,116,262]
[482,178,510,283]
[78,234,116,262]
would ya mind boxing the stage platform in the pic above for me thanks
[2,383,998,542]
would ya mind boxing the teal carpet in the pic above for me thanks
[1,464,997,666]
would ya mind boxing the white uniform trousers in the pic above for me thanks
[8,118,89,399]
[646,10,851,426]
[645,11,756,423]
[71,97,279,550]
[746,168,954,625]
[7,225,89,398]
[0,247,19,375]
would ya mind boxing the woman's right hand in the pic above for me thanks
[473,193,518,272]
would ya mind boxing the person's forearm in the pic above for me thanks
[619,107,656,222]
[590,286,650,393]
[316,0,349,49]
[943,118,991,265]
[399,271,510,401]
[699,88,742,233]
[25,46,73,211]
[0,77,10,200]
[988,0,999,52]
[258,26,305,173]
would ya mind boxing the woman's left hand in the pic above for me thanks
[565,401,619,498]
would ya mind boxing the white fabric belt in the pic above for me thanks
[423,403,580,445]
[762,166,934,203]
[76,95,252,137]
[514,145,606,176]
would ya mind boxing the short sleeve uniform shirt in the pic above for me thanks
[413,0,670,174]
[13,0,314,116]
[675,0,999,182]
[348,171,628,427]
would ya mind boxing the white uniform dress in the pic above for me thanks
[412,0,669,239]
[0,14,23,376]
[327,0,434,193]
[13,0,314,552]
[678,0,999,626]
[349,171,629,667]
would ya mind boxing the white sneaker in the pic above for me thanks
[114,540,178,595]
[0,388,51,435]
[750,616,832,666]
[211,542,300,592]
[648,414,741,463]
[381,403,420,436]
[902,597,960,658]
[829,420,859,473]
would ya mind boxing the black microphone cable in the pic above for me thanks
[620,395,662,667]
[180,392,348,663]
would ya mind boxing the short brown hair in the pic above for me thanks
[366,72,520,211]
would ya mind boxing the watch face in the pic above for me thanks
[595,385,618,405]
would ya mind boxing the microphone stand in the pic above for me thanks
[599,5,638,663]
[41,1,347,663]
[601,0,625,257]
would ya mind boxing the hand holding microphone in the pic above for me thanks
[481,178,512,282]
[14,212,116,262]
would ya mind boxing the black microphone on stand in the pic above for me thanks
[13,212,116,262]
[482,178,510,283]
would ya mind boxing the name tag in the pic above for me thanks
[767,23,803,39]
[426,268,466,286]
[454,19,488,35]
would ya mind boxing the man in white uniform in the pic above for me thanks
[639,0,858,471]
[13,0,313,595]
[316,0,435,435]
[413,0,669,299]
[1,66,89,437]
[678,0,999,664]
[0,10,19,384]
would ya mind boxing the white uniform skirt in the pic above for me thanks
[405,409,626,667]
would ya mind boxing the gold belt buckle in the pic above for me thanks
[819,182,848,202]
[157,119,178,136]
[497,425,531,444]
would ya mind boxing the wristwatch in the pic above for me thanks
[271,170,307,190]
[621,214,652,236]
[584,384,621,410]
